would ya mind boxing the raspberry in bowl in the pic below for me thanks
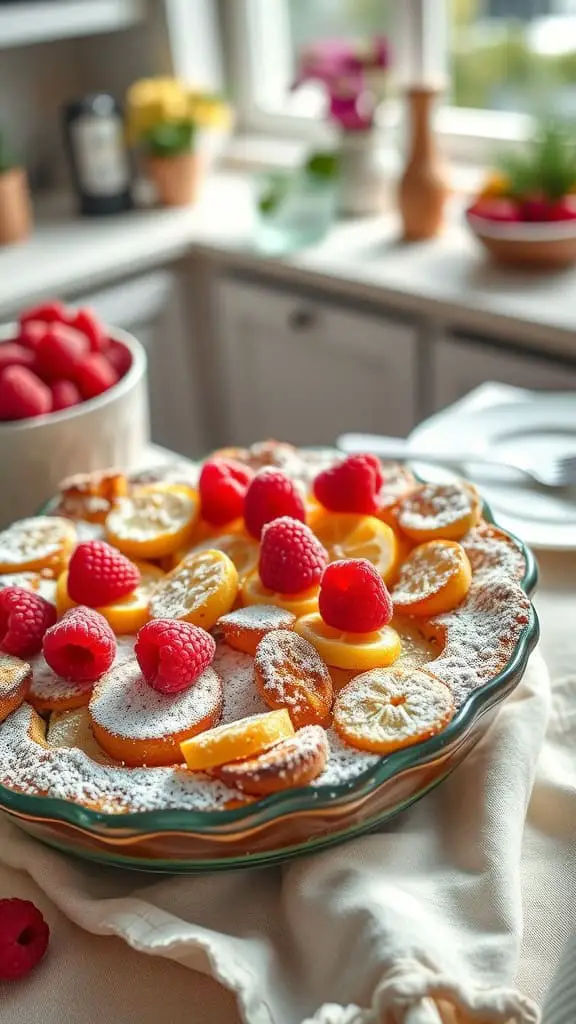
[0,301,149,526]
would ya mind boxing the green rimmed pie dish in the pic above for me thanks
[0,462,539,873]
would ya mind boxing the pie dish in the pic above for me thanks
[0,442,538,872]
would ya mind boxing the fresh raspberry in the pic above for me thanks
[43,605,116,683]
[106,338,132,378]
[199,457,254,525]
[0,342,36,375]
[313,454,384,514]
[0,898,50,981]
[36,324,88,382]
[0,586,56,657]
[67,307,109,353]
[17,319,49,352]
[51,379,82,411]
[135,619,216,694]
[244,468,306,539]
[19,300,67,327]
[0,366,52,420]
[67,540,140,607]
[259,516,327,594]
[319,558,393,633]
[76,353,118,400]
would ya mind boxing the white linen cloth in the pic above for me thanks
[1,390,576,1024]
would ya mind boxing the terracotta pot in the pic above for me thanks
[146,152,204,207]
[398,87,449,241]
[0,167,32,245]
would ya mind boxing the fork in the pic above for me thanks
[337,433,576,489]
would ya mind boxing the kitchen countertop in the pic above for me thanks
[1,173,576,357]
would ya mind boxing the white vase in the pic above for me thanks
[338,129,390,216]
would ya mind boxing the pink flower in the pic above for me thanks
[293,36,390,131]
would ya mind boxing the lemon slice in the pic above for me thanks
[391,540,472,617]
[189,531,259,582]
[56,561,165,634]
[396,483,481,543]
[149,548,238,629]
[313,513,398,584]
[105,484,198,559]
[0,517,76,574]
[181,709,294,771]
[295,612,401,671]
[162,517,245,571]
[241,570,319,618]
[333,666,454,754]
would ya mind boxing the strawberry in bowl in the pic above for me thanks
[0,301,149,525]
[466,121,576,267]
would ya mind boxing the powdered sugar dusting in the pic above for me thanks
[254,630,331,718]
[0,517,75,566]
[214,642,267,721]
[218,605,295,632]
[0,572,57,604]
[430,574,531,708]
[313,728,379,786]
[398,484,475,531]
[0,449,533,814]
[107,491,195,542]
[29,654,91,702]
[392,542,462,605]
[89,661,222,740]
[0,704,233,812]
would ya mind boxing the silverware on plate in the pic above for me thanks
[337,433,576,489]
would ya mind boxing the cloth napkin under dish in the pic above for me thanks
[0,651,551,1024]
[2,387,576,1024]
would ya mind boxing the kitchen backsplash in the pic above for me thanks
[0,16,163,191]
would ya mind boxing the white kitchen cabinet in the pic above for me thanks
[215,278,418,447]
[75,269,206,457]
[432,333,576,412]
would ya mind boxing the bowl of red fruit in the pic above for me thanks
[466,121,576,268]
[0,300,149,526]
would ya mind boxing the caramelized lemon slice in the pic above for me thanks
[181,709,294,771]
[189,531,259,582]
[313,513,398,584]
[241,570,319,618]
[162,517,245,571]
[295,612,401,671]
[333,666,454,754]
[391,540,472,617]
[396,483,481,543]
[105,484,198,559]
[0,517,76,574]
[149,548,238,629]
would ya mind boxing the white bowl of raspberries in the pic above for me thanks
[0,300,149,526]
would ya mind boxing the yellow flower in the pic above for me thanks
[126,77,232,144]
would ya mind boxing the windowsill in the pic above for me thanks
[222,131,486,197]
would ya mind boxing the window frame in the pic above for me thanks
[227,0,535,162]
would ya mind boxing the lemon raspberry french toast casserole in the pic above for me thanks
[0,441,537,869]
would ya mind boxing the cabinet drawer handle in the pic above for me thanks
[288,307,317,331]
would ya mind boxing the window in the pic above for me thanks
[230,0,576,154]
[288,0,391,56]
[450,0,576,115]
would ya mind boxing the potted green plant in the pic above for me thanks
[142,119,202,208]
[0,130,32,245]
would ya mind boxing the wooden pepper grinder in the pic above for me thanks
[398,86,449,241]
